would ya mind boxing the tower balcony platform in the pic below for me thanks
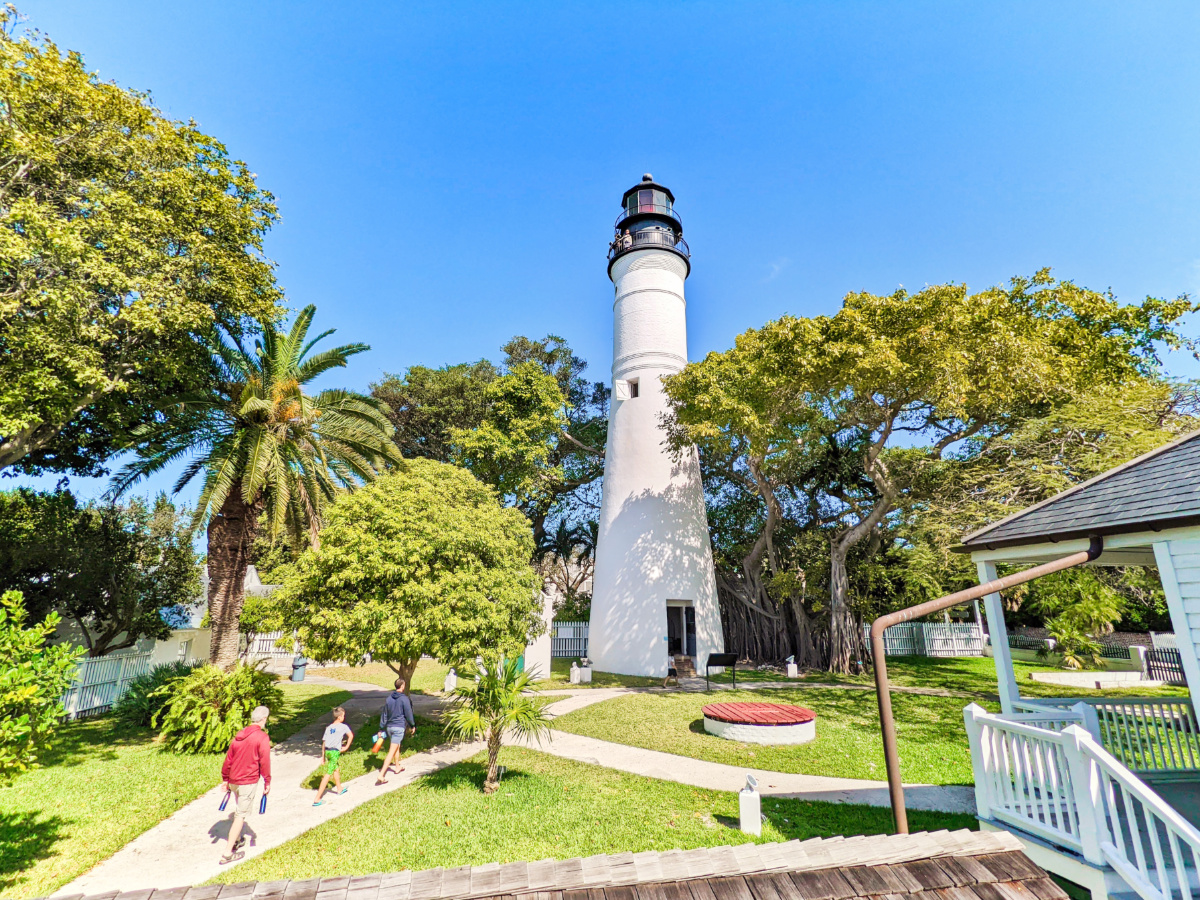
[607,228,691,268]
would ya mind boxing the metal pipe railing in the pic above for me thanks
[871,534,1104,833]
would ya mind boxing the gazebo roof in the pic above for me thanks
[960,429,1200,551]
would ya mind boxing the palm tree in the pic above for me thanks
[443,656,553,793]
[111,305,402,668]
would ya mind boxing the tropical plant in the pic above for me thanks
[1040,621,1104,671]
[112,659,202,728]
[275,459,543,686]
[0,11,281,477]
[151,662,283,753]
[0,591,83,782]
[111,305,403,668]
[442,656,552,793]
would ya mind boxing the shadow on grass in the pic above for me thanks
[418,758,533,793]
[0,811,68,894]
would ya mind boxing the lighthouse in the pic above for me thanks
[587,175,724,678]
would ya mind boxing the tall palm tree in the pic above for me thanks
[111,305,402,668]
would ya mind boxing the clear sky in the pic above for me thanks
[15,1,1200,503]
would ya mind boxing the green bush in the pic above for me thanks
[112,660,202,728]
[152,662,284,753]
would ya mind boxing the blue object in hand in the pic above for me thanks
[219,790,231,811]
[259,794,268,814]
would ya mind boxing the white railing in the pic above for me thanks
[965,703,1200,900]
[865,622,984,657]
[60,651,154,720]
[552,621,588,658]
[1016,697,1200,775]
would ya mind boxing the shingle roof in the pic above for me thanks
[41,831,1064,900]
[960,429,1200,550]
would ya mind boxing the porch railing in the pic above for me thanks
[965,703,1200,900]
[1016,697,1200,775]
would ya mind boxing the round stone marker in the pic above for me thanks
[702,701,817,745]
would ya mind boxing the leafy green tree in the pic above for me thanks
[0,591,83,782]
[111,305,401,668]
[667,271,1196,672]
[0,13,281,475]
[371,360,499,463]
[275,459,542,686]
[442,656,552,794]
[0,490,200,656]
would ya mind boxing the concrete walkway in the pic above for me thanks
[529,691,975,813]
[57,675,974,897]
[61,679,480,897]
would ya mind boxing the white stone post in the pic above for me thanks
[962,703,993,818]
[977,560,1021,713]
[1129,645,1149,679]
[739,775,762,836]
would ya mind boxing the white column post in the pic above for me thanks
[978,560,1021,714]
[1060,725,1106,865]
[1071,701,1103,742]
[963,703,992,817]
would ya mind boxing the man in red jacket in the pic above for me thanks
[219,705,272,865]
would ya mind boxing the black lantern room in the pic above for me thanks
[607,174,691,275]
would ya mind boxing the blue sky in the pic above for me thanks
[15,1,1200,504]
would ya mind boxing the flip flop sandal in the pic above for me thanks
[338,787,349,795]
[312,799,325,807]
[219,851,245,865]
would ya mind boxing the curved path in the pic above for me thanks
[56,676,975,897]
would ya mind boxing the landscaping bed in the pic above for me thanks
[551,687,986,785]
[0,681,353,900]
[213,747,975,883]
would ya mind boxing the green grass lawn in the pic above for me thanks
[0,681,353,900]
[214,747,975,883]
[551,686,989,785]
[709,655,1190,701]
[529,658,663,690]
[312,658,451,694]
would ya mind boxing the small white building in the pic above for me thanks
[954,430,1200,900]
[587,176,724,678]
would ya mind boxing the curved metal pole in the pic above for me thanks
[871,534,1103,833]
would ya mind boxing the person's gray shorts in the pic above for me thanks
[231,781,258,817]
[387,727,406,745]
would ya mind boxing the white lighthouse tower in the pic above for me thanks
[587,175,724,678]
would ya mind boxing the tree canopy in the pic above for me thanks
[0,15,282,475]
[275,459,542,685]
[665,271,1197,671]
[0,490,200,656]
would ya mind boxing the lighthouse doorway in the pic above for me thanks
[666,601,697,659]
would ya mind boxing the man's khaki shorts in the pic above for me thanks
[231,781,258,817]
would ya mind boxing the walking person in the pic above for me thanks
[313,706,354,806]
[219,705,272,865]
[375,677,416,785]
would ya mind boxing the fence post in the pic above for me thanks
[1071,701,1103,742]
[1129,645,1149,678]
[1060,725,1106,865]
[963,703,992,817]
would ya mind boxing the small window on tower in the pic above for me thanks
[629,379,640,398]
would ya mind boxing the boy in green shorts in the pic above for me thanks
[314,707,354,806]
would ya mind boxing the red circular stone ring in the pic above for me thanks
[701,702,816,726]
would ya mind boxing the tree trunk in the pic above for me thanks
[207,483,262,670]
[386,657,420,693]
[827,542,863,674]
[483,730,502,794]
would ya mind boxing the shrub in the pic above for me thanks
[152,662,283,753]
[112,660,202,728]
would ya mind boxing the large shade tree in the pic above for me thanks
[0,13,280,475]
[666,271,1196,672]
[112,305,401,668]
[274,459,543,687]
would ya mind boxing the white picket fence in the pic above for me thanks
[552,621,588,658]
[242,631,297,661]
[60,650,154,720]
[965,702,1200,900]
[865,622,984,657]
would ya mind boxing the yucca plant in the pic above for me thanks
[151,662,283,753]
[442,656,552,794]
[110,305,403,668]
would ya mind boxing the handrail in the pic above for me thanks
[608,230,691,262]
[965,703,1200,900]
